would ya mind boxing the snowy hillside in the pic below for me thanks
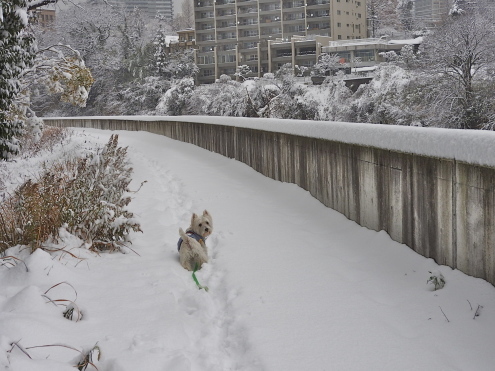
[1,128,495,370]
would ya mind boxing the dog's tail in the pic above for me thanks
[178,228,190,250]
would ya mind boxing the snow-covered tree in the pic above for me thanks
[0,0,35,159]
[156,77,195,116]
[153,25,169,75]
[312,53,343,76]
[154,46,198,80]
[367,0,403,37]
[420,9,495,129]
[234,65,252,81]
[172,0,194,31]
[188,75,247,116]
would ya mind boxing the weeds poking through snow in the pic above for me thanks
[77,344,101,371]
[8,340,97,369]
[0,133,142,255]
[63,303,83,321]
[0,255,28,271]
[439,306,450,322]
[473,305,483,319]
[8,340,32,359]
[427,271,446,290]
[19,126,72,159]
[43,281,83,321]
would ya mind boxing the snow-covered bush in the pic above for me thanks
[310,73,354,122]
[58,134,142,252]
[188,76,248,116]
[19,125,70,159]
[427,271,446,290]
[156,78,195,116]
[0,134,141,254]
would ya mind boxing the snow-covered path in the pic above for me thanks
[2,128,495,370]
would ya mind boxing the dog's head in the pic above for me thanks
[190,210,213,239]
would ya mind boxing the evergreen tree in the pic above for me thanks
[153,25,169,76]
[0,0,35,159]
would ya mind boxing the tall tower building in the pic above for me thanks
[194,0,367,83]
[107,0,174,19]
[414,0,452,27]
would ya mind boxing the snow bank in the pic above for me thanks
[49,116,495,168]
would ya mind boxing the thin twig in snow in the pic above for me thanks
[439,306,450,322]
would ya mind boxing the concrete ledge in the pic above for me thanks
[44,117,495,286]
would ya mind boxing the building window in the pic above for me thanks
[198,55,215,64]
[219,54,236,63]
[338,35,342,39]
[242,42,257,49]
[355,49,375,62]
[337,10,341,14]
[244,30,259,37]
[337,22,341,27]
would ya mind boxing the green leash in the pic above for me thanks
[192,263,209,292]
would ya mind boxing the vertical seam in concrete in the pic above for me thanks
[452,158,458,269]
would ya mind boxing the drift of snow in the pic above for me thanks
[1,128,495,370]
[50,115,495,168]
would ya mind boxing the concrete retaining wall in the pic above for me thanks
[44,117,495,285]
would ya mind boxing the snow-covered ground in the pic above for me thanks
[1,128,495,370]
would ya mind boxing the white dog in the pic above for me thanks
[177,210,213,271]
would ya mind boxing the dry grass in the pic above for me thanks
[20,125,71,158]
[0,134,141,255]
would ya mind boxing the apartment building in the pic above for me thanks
[168,28,198,53]
[32,8,56,28]
[107,0,174,19]
[414,0,452,27]
[194,0,367,83]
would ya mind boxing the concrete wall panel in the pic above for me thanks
[44,118,495,286]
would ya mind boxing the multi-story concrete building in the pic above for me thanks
[107,0,174,19]
[194,0,367,83]
[168,28,198,53]
[31,6,56,28]
[414,0,452,27]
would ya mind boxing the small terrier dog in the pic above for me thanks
[177,210,213,271]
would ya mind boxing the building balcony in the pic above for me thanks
[306,5,330,12]
[215,0,235,5]
[196,1,214,7]
[216,22,237,28]
[283,17,305,24]
[258,6,281,13]
[237,8,259,15]
[216,13,236,20]
[273,55,292,63]
[260,16,280,27]
[238,23,259,30]
[306,0,330,5]
[306,14,329,20]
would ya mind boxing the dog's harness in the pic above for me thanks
[177,230,204,251]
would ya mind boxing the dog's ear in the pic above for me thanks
[191,213,197,225]
[203,210,210,217]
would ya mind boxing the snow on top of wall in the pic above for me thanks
[49,116,495,168]
[389,37,423,45]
